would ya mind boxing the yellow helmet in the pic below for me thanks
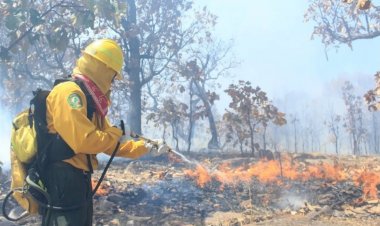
[83,39,124,79]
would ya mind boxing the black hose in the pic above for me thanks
[92,142,121,196]
[2,181,84,223]
[2,188,29,221]
[92,120,124,196]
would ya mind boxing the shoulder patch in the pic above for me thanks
[67,93,83,109]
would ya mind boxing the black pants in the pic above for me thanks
[41,162,93,226]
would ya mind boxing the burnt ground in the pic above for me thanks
[1,152,380,226]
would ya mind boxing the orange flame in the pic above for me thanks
[184,156,380,200]
[184,165,211,188]
[354,171,380,200]
[301,162,346,181]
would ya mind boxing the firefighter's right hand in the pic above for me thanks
[146,139,170,156]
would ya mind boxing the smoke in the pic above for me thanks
[277,191,308,210]
[0,104,12,170]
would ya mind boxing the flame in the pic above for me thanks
[301,162,346,181]
[354,171,380,200]
[91,179,110,196]
[184,155,380,200]
[184,165,211,188]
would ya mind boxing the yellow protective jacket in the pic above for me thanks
[46,81,148,171]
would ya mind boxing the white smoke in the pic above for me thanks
[277,191,308,210]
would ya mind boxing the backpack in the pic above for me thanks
[2,77,123,222]
[2,78,96,221]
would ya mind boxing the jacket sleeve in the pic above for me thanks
[117,140,149,159]
[102,118,149,159]
[47,82,122,154]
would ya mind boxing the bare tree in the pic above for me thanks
[0,0,93,111]
[146,99,188,151]
[122,0,217,134]
[225,81,286,156]
[306,1,380,146]
[223,111,250,154]
[176,43,235,149]
[342,81,367,155]
[305,0,380,51]
[258,102,287,151]
[325,110,342,155]
[0,0,218,136]
[370,112,380,153]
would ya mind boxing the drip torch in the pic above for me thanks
[129,131,194,164]
[129,131,172,153]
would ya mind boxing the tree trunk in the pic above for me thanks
[128,79,142,134]
[247,117,255,156]
[162,125,167,140]
[172,122,179,151]
[187,84,194,153]
[372,113,379,154]
[206,109,219,149]
[263,126,267,151]
[193,80,219,149]
[353,134,358,155]
[126,0,142,134]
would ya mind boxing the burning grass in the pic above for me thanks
[184,154,380,201]
[2,153,379,225]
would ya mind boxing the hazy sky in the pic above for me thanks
[196,0,380,103]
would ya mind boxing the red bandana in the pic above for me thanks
[72,74,108,117]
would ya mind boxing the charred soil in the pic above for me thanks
[1,152,380,225]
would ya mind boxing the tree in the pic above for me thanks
[222,111,250,154]
[299,105,323,153]
[364,72,380,110]
[257,101,287,151]
[179,60,220,149]
[0,0,218,136]
[364,71,380,153]
[324,112,342,155]
[146,99,188,151]
[342,81,367,154]
[225,80,286,156]
[369,111,380,153]
[176,46,235,149]
[305,0,380,50]
[306,1,380,148]
[0,0,95,111]
[123,0,217,134]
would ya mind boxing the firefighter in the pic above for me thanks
[42,39,169,225]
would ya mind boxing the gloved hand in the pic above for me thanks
[145,139,171,156]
